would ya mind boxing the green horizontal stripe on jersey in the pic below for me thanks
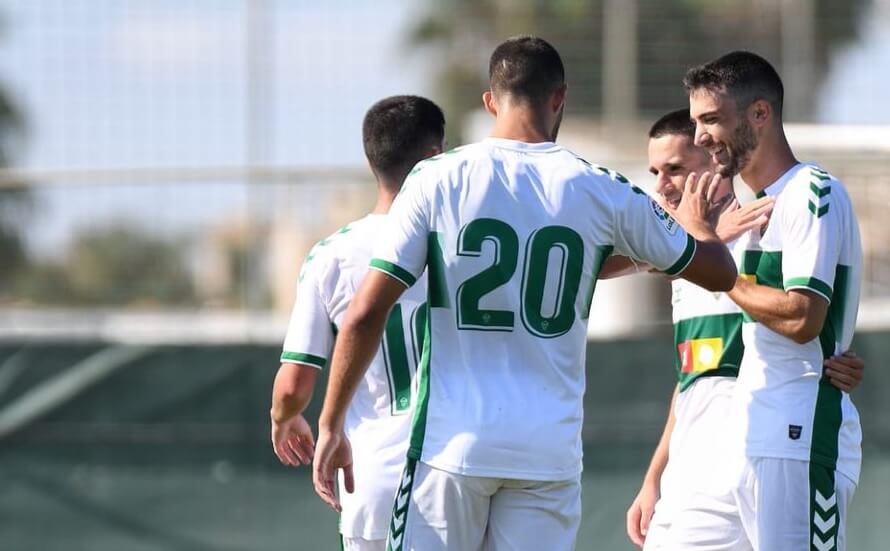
[369,259,418,287]
[674,312,743,391]
[280,351,327,368]
[664,234,696,276]
[784,276,833,301]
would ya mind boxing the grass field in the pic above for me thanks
[2,335,888,550]
[3,444,889,550]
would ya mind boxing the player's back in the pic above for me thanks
[282,214,426,538]
[382,138,696,481]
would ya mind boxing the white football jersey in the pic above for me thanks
[370,138,696,480]
[670,238,745,392]
[281,214,427,539]
[733,163,862,483]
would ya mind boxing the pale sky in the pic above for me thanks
[0,0,885,256]
[0,0,432,169]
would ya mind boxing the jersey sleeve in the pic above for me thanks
[280,257,334,369]
[611,183,697,276]
[369,170,431,287]
[780,180,841,303]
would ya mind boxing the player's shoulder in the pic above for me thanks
[780,162,850,220]
[298,217,368,282]
[407,144,479,177]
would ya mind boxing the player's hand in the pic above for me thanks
[626,481,660,548]
[312,427,354,512]
[666,171,725,239]
[824,350,864,392]
[715,195,775,243]
[271,413,315,467]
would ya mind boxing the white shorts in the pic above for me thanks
[386,458,581,551]
[342,536,385,551]
[664,456,856,550]
[643,376,736,550]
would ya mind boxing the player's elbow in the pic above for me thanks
[710,266,737,292]
[785,318,822,344]
[686,241,737,292]
[341,298,388,336]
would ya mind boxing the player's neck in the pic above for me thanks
[371,188,398,215]
[490,106,554,144]
[740,133,798,194]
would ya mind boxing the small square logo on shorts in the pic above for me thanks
[788,425,802,440]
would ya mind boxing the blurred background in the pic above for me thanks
[0,0,888,549]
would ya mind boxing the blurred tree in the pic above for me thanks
[17,224,196,307]
[408,0,868,140]
[0,11,30,298]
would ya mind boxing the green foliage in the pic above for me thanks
[408,0,867,137]
[15,224,197,307]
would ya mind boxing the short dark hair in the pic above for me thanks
[362,95,445,183]
[684,51,784,116]
[489,36,565,103]
[649,108,695,140]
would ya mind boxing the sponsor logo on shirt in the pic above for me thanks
[678,337,723,373]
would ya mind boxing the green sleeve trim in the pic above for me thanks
[369,258,418,287]
[663,234,697,276]
[280,351,327,369]
[784,276,832,302]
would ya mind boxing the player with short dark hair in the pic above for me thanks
[312,36,737,551]
[270,94,444,551]
[664,51,863,550]
[624,107,865,550]
[362,95,447,186]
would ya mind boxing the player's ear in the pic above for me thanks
[750,99,770,126]
[483,91,498,116]
[551,83,567,114]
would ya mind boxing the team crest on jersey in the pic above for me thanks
[788,424,802,440]
[650,199,679,235]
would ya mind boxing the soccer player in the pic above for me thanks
[312,36,737,551]
[664,52,863,550]
[269,95,445,551]
[623,109,865,550]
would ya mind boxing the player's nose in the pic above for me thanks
[654,172,670,195]
[694,124,711,148]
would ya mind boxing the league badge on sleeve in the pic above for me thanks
[650,199,679,235]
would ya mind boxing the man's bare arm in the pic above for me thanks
[626,385,677,547]
[271,363,320,423]
[728,278,828,344]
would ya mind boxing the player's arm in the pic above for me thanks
[729,181,840,345]
[614,171,736,292]
[727,281,827,344]
[313,165,431,512]
[271,363,320,466]
[626,384,677,548]
[599,255,649,280]
[270,261,332,467]
[313,271,408,511]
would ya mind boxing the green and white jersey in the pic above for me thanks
[671,238,745,392]
[281,214,427,540]
[734,163,862,483]
[370,138,696,481]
